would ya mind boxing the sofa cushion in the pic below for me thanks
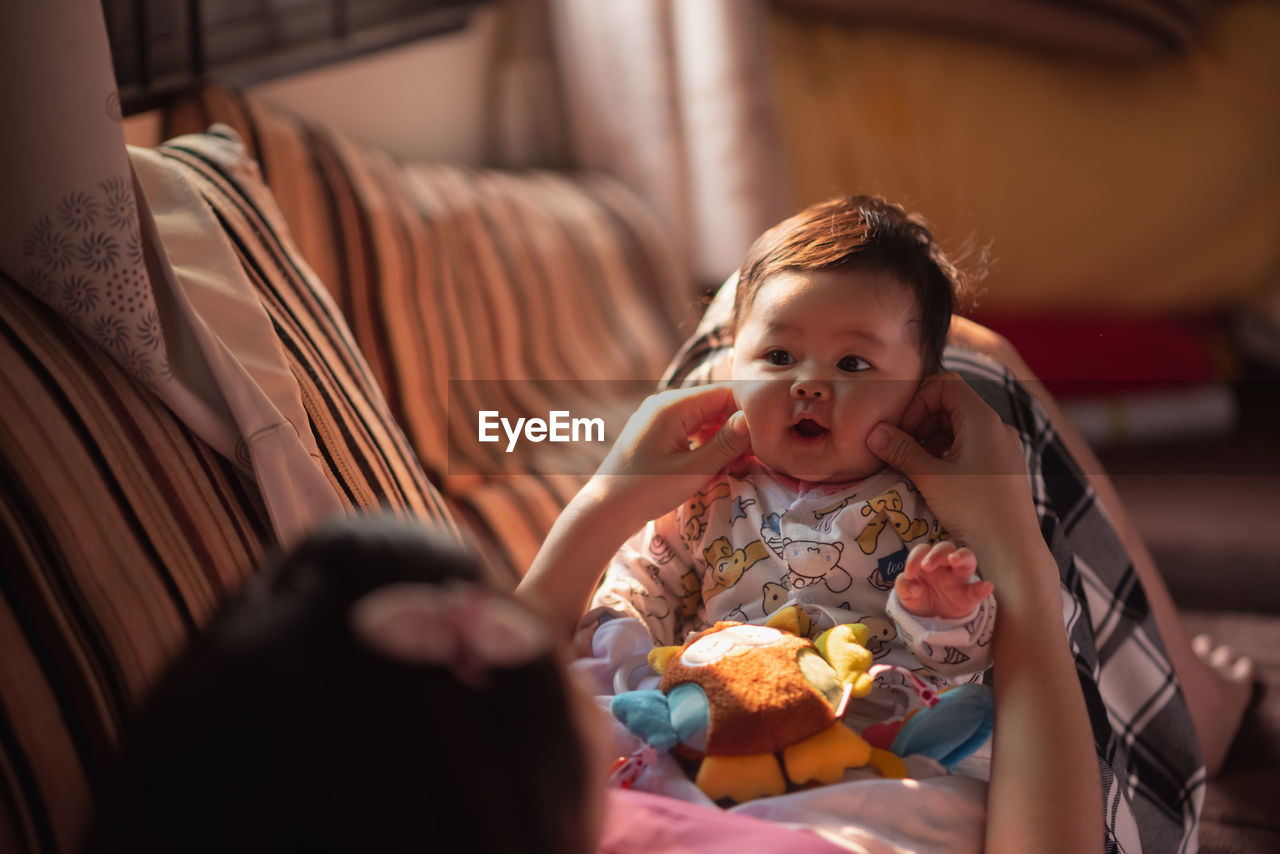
[0,131,457,854]
[167,86,694,579]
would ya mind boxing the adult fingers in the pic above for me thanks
[866,421,945,480]
[896,373,953,436]
[687,410,751,471]
[628,384,736,450]
[899,373,992,438]
[660,382,739,437]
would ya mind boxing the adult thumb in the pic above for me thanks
[694,410,751,470]
[866,422,940,478]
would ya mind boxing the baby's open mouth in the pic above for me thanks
[791,418,828,438]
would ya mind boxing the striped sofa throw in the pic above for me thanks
[0,131,459,854]
[166,86,695,581]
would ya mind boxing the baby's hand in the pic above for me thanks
[895,541,993,620]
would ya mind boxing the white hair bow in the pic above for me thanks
[350,580,552,688]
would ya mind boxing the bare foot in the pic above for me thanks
[1189,634,1256,777]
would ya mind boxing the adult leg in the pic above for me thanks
[949,317,1253,776]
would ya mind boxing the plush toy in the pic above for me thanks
[610,608,906,804]
[861,668,995,770]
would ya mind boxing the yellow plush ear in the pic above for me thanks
[765,604,813,638]
[648,645,682,674]
[815,623,874,697]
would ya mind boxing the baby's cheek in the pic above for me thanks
[730,378,755,410]
[731,384,769,429]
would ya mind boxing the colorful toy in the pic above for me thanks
[610,608,906,803]
[862,666,995,769]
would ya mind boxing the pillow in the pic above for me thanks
[661,272,735,387]
[0,129,457,854]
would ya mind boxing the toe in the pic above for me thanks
[1208,644,1236,670]
[1229,656,1256,683]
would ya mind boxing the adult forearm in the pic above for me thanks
[983,545,1103,854]
[517,478,646,638]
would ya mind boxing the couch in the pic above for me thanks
[0,84,1274,852]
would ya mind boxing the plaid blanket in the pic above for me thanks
[661,302,1204,853]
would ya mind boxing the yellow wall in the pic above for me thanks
[771,2,1280,312]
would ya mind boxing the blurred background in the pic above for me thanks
[111,0,1280,607]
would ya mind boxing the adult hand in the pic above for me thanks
[871,371,1103,854]
[520,383,750,633]
[865,373,1041,573]
[586,382,751,529]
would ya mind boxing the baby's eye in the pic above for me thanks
[766,349,794,366]
[838,355,870,373]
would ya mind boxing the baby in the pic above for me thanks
[521,196,1241,848]
[583,196,996,724]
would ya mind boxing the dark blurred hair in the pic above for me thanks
[734,195,971,374]
[86,516,591,854]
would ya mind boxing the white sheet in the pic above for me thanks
[574,617,989,853]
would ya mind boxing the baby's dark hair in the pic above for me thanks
[87,516,592,854]
[734,195,968,374]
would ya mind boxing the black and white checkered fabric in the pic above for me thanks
[943,348,1203,854]
[663,328,1204,853]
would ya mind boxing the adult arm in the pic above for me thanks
[868,374,1103,854]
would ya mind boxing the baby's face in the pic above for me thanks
[730,269,925,483]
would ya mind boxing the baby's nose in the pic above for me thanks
[790,377,831,400]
